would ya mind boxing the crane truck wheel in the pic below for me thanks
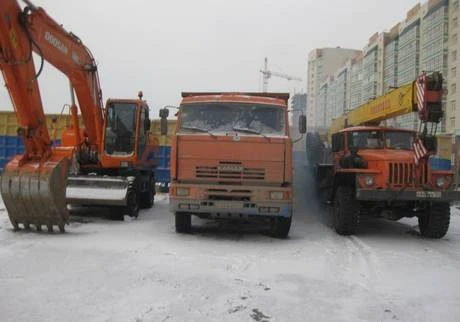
[418,202,450,238]
[333,186,360,235]
[175,212,191,233]
[269,216,292,239]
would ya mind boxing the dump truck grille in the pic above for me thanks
[388,162,428,185]
[196,162,265,181]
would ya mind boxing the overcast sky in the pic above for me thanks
[1,0,419,116]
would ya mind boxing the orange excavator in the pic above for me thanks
[0,0,157,232]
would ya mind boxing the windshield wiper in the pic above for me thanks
[232,126,269,140]
[181,126,216,137]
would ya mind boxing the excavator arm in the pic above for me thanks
[1,0,104,149]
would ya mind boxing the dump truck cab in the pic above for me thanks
[163,92,305,238]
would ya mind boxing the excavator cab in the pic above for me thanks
[104,102,137,155]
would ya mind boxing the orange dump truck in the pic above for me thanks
[160,92,306,238]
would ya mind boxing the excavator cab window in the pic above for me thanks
[104,103,137,155]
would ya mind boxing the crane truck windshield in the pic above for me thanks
[347,130,415,150]
[104,103,137,155]
[178,103,286,136]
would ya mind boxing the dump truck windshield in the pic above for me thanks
[104,103,137,155]
[179,103,286,135]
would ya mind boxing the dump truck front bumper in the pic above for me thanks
[170,198,292,218]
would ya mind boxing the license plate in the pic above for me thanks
[416,191,442,198]
[214,201,244,209]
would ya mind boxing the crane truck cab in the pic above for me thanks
[317,125,460,238]
[161,92,306,238]
[312,72,460,238]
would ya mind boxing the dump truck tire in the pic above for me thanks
[270,216,292,239]
[175,212,191,233]
[418,202,450,238]
[334,186,359,235]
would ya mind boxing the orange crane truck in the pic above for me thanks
[0,0,157,232]
[160,92,306,238]
[309,72,460,238]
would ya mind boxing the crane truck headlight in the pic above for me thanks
[363,176,375,187]
[269,191,284,200]
[176,187,190,197]
[436,177,446,188]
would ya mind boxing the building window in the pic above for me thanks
[453,50,458,62]
[452,100,457,113]
[453,67,457,78]
[454,17,459,28]
[451,118,456,129]
[452,83,457,94]
[454,34,459,44]
[455,0,459,10]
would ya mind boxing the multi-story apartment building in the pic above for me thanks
[362,32,388,103]
[316,80,329,130]
[384,23,401,92]
[448,0,460,133]
[309,0,452,133]
[420,0,449,132]
[333,64,351,118]
[307,47,361,130]
[395,4,423,129]
[349,53,364,110]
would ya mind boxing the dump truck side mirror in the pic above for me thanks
[159,108,169,135]
[298,115,306,134]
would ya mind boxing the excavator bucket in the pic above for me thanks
[0,155,69,233]
[66,175,131,206]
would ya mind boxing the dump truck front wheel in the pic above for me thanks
[418,202,450,238]
[269,216,292,239]
[175,212,191,233]
[334,185,360,235]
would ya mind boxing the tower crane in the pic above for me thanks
[260,57,302,92]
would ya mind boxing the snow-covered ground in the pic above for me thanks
[1,153,460,322]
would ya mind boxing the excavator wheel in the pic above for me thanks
[126,188,140,218]
[0,155,70,233]
[140,175,155,209]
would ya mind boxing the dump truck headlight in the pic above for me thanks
[364,176,375,187]
[436,177,446,188]
[270,191,284,200]
[176,187,190,197]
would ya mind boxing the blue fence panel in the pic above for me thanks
[430,157,451,170]
[154,145,171,184]
[0,136,61,171]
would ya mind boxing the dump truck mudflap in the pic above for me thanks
[0,155,69,232]
[66,175,133,206]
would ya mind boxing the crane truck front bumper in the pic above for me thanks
[356,188,460,201]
